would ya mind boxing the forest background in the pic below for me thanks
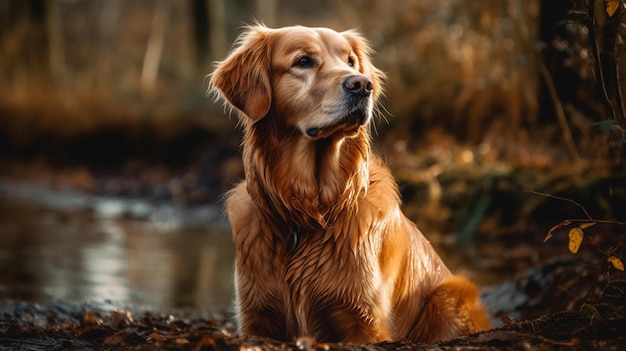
[0,0,625,341]
[1,0,626,349]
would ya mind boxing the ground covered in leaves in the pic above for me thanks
[2,305,625,351]
[1,259,625,351]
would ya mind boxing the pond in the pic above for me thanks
[0,181,235,311]
[0,179,502,314]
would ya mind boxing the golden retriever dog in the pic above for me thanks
[209,25,491,344]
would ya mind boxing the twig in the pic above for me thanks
[528,190,626,226]
[526,190,592,219]
[571,218,626,226]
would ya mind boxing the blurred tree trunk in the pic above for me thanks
[255,0,277,26]
[22,0,48,79]
[45,0,65,84]
[141,0,170,95]
[209,0,228,62]
[0,0,51,82]
[191,0,210,65]
[594,0,626,123]
[191,0,227,66]
[95,0,120,89]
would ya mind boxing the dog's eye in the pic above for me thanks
[294,56,314,68]
[348,56,355,67]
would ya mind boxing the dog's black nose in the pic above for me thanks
[342,75,373,98]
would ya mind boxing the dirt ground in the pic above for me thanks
[1,258,624,350]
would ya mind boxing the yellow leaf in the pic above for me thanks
[543,232,553,243]
[608,256,625,271]
[544,220,571,243]
[579,221,596,229]
[568,227,584,254]
[607,0,620,17]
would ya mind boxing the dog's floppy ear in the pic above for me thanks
[209,26,272,122]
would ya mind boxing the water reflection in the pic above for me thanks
[0,181,235,310]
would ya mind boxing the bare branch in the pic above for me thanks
[526,190,593,220]
[528,189,626,226]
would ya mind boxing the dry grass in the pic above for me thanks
[0,0,610,162]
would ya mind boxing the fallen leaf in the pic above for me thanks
[200,336,216,346]
[104,330,129,345]
[109,310,133,328]
[174,337,189,345]
[149,332,164,343]
[82,310,103,325]
[607,0,620,17]
[608,256,625,271]
[568,227,584,254]
[500,315,516,325]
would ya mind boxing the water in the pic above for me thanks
[0,180,504,315]
[0,181,235,311]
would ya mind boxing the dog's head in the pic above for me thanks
[209,25,384,140]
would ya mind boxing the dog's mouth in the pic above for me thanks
[305,109,368,139]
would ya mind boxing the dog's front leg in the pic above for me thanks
[236,293,288,340]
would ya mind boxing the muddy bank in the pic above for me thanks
[1,256,624,350]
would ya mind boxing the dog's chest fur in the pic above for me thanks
[266,210,388,340]
[229,158,399,340]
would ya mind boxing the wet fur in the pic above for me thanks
[209,24,491,344]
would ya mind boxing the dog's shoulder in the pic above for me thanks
[225,181,262,239]
[366,155,401,206]
[225,181,250,208]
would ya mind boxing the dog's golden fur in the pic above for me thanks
[209,25,491,344]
